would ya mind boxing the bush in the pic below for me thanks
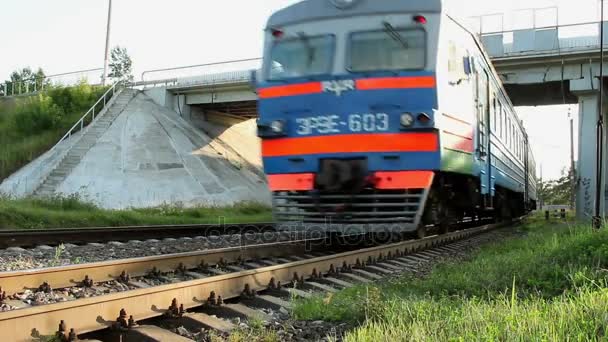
[0,81,108,181]
[13,94,64,134]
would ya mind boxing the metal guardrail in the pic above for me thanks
[480,21,608,58]
[0,68,104,97]
[52,80,123,149]
[140,58,261,89]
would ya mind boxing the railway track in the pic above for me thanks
[0,218,524,341]
[0,223,275,249]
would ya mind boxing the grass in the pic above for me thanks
[293,216,608,341]
[0,195,272,229]
[0,82,108,181]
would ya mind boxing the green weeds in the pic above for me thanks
[293,218,608,341]
[0,196,271,229]
[0,82,108,181]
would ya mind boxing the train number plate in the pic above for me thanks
[295,113,389,136]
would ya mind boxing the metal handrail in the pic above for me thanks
[51,80,123,151]
[3,80,125,196]
[1,67,104,97]
[479,21,608,58]
[140,57,262,82]
[480,20,604,36]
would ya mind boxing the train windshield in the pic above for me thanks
[349,28,426,72]
[267,34,334,81]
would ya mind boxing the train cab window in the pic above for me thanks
[267,34,335,80]
[349,28,426,72]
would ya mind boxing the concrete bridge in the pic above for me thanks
[137,20,608,221]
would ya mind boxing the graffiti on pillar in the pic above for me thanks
[582,177,593,217]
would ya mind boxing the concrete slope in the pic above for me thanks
[2,91,271,209]
[192,117,263,171]
[35,88,138,196]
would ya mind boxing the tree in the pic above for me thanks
[3,67,47,95]
[537,168,575,206]
[108,46,134,82]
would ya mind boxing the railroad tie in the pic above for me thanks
[340,272,373,284]
[226,265,247,272]
[352,269,383,280]
[256,295,293,310]
[128,325,194,341]
[384,259,416,269]
[365,265,394,274]
[182,312,236,334]
[285,287,314,299]
[184,271,206,279]
[306,281,339,293]
[128,281,150,289]
[323,277,355,288]
[376,262,403,271]
[223,303,272,322]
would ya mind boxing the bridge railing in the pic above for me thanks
[481,21,608,58]
[140,58,261,89]
[0,68,104,97]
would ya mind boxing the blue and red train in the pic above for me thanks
[256,0,537,237]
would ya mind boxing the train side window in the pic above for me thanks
[498,108,503,139]
[496,101,502,133]
[503,110,508,142]
[507,117,513,148]
[511,124,515,150]
[488,94,496,128]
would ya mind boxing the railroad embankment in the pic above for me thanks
[1,90,271,208]
[0,196,271,229]
[293,215,608,341]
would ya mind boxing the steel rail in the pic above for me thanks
[0,223,275,249]
[0,217,524,341]
[0,237,315,297]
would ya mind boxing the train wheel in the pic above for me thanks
[439,221,450,235]
[416,225,427,239]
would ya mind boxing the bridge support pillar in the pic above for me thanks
[574,90,607,221]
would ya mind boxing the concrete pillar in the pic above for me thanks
[575,93,604,221]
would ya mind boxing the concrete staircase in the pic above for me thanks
[34,88,137,197]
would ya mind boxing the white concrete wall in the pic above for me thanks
[2,92,270,209]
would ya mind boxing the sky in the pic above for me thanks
[1,0,600,179]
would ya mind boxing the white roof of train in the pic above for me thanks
[267,0,443,28]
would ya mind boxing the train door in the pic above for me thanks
[475,68,492,208]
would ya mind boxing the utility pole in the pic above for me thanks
[570,107,576,210]
[102,0,113,86]
[540,164,544,211]
[594,0,605,229]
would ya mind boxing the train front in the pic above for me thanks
[257,0,442,234]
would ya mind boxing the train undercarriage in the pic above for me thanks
[273,170,534,240]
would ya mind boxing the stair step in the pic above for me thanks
[46,175,65,181]
[63,155,81,160]
[71,146,92,152]
[50,170,70,176]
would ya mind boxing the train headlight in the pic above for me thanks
[400,113,415,127]
[270,120,285,133]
